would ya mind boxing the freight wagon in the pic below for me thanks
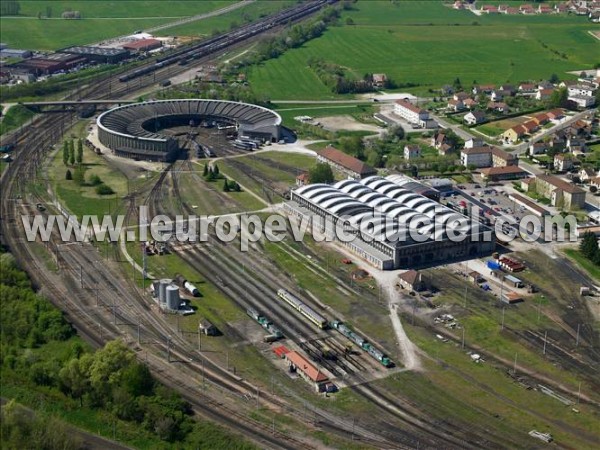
[331,320,392,367]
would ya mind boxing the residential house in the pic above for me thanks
[519,4,535,14]
[461,146,493,168]
[372,73,387,87]
[499,84,516,95]
[463,98,478,109]
[506,7,520,14]
[317,146,377,180]
[487,101,509,113]
[522,120,540,134]
[547,108,565,121]
[478,165,528,181]
[404,144,421,160]
[447,98,465,111]
[554,153,574,172]
[397,270,425,292]
[579,167,596,182]
[491,146,517,166]
[490,90,505,101]
[464,110,486,125]
[537,80,554,90]
[394,99,430,127]
[296,172,310,187]
[453,1,465,9]
[534,174,586,209]
[464,137,484,148]
[536,88,554,101]
[538,4,553,13]
[438,143,454,156]
[567,137,586,154]
[482,5,499,13]
[518,83,537,93]
[502,124,528,143]
[533,113,550,125]
[549,133,567,151]
[453,92,471,102]
[472,84,495,95]
[529,142,547,155]
[431,132,446,149]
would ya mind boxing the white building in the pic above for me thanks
[394,99,430,127]
[464,137,484,148]
[461,147,492,168]
[568,84,597,108]
[404,144,421,160]
[464,111,486,125]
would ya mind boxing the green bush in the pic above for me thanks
[95,184,114,195]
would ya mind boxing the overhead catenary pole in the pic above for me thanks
[513,352,518,376]
[576,323,580,346]
[501,306,505,331]
[543,331,548,355]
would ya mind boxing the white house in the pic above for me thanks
[461,147,492,168]
[404,144,421,160]
[394,99,430,128]
[579,167,596,182]
[464,137,484,148]
[464,110,486,125]
[554,154,574,172]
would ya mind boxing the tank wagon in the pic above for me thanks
[331,320,392,367]
[276,289,328,329]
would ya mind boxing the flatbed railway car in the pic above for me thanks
[276,289,327,329]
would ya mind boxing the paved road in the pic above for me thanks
[433,114,476,140]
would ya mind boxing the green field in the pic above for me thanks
[248,1,597,100]
[0,1,242,50]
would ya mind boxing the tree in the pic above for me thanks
[202,165,208,177]
[223,179,230,192]
[549,73,560,84]
[65,169,72,180]
[548,87,568,109]
[68,140,75,165]
[88,174,102,186]
[580,231,599,261]
[46,5,52,17]
[213,164,219,176]
[72,166,85,185]
[308,163,334,184]
[345,17,354,25]
[467,164,476,172]
[0,1,21,16]
[338,136,365,159]
[95,184,114,195]
[59,356,91,407]
[62,141,69,166]
[76,139,83,164]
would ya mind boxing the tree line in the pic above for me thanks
[0,248,256,449]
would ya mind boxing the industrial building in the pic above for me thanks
[286,175,495,270]
[97,99,282,161]
[59,46,130,64]
[316,146,377,179]
[9,53,86,76]
[122,38,163,53]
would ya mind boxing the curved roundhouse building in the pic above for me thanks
[97,99,282,161]
[286,175,494,269]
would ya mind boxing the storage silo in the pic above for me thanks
[159,279,171,305]
[165,285,180,311]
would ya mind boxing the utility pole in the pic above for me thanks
[513,352,518,376]
[113,297,117,325]
[202,358,205,390]
[137,320,141,344]
[167,335,171,362]
[80,265,83,288]
[543,331,547,355]
[576,323,580,347]
[198,322,202,351]
[256,386,260,409]
[464,285,468,308]
[537,296,542,323]
[577,381,581,404]
[501,307,505,331]
[226,350,229,371]
[461,327,465,349]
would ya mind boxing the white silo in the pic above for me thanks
[159,279,171,305]
[165,285,180,311]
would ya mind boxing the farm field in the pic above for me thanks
[0,0,254,50]
[248,1,597,100]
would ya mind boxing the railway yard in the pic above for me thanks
[1,1,600,449]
